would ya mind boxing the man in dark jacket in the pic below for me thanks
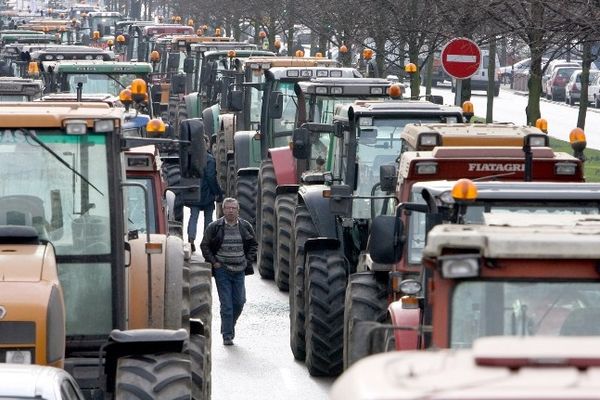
[200,197,257,345]
[187,138,223,252]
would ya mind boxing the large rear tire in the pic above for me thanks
[189,261,212,399]
[274,193,296,291]
[236,173,257,225]
[257,160,276,279]
[343,272,388,370]
[115,353,192,399]
[289,204,317,361]
[216,130,228,197]
[189,334,208,400]
[304,249,346,377]
[226,159,236,198]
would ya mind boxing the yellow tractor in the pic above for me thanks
[0,102,209,399]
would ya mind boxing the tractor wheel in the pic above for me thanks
[236,173,257,225]
[274,193,296,291]
[189,334,209,400]
[176,101,188,135]
[289,204,317,361]
[257,160,276,279]
[115,353,192,399]
[181,261,190,332]
[343,272,388,370]
[216,130,228,196]
[304,249,347,377]
[190,261,212,345]
[226,159,236,198]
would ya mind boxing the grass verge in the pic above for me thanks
[549,137,600,182]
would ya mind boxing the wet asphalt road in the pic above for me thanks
[185,209,334,400]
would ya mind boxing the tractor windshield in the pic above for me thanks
[248,72,265,130]
[271,81,297,145]
[451,280,600,348]
[125,177,158,234]
[60,73,141,96]
[408,197,600,265]
[0,129,113,336]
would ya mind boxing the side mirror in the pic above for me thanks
[268,91,283,119]
[167,53,180,71]
[328,184,353,216]
[379,164,397,193]
[291,127,311,159]
[179,118,207,178]
[368,215,404,264]
[183,57,194,74]
[165,189,176,221]
[229,89,243,111]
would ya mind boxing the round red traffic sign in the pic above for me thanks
[441,38,481,80]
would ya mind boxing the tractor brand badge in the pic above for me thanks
[0,306,5,320]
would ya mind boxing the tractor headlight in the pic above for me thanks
[440,255,480,278]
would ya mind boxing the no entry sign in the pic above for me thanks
[441,38,481,80]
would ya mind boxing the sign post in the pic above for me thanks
[441,38,481,106]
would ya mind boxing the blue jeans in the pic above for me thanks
[187,204,215,241]
[213,267,246,339]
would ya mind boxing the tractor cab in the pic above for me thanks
[0,77,43,101]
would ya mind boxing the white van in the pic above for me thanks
[452,49,501,96]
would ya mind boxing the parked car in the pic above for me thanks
[0,364,85,400]
[545,66,579,101]
[566,70,600,105]
[451,49,500,96]
[588,73,600,108]
[498,57,548,84]
[541,59,581,96]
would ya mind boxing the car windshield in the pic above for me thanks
[407,197,600,265]
[451,281,600,348]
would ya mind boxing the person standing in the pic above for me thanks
[187,136,223,252]
[200,198,257,345]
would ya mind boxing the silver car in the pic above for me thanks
[0,364,84,400]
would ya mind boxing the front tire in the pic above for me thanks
[343,272,388,370]
[115,353,192,399]
[275,193,296,291]
[257,160,276,279]
[236,173,257,225]
[289,204,317,361]
[304,249,347,377]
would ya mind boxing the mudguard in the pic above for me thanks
[298,184,337,238]
[220,113,236,152]
[103,328,188,394]
[183,92,201,119]
[269,146,296,185]
[202,104,220,139]
[388,300,420,351]
[234,130,261,169]
[276,184,299,196]
[164,235,184,330]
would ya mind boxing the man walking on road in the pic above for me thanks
[200,197,257,345]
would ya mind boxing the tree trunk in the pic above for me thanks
[424,51,433,96]
[526,48,544,126]
[578,41,592,129]
[486,38,497,123]
[408,41,420,99]
[375,34,385,78]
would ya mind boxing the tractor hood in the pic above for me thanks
[0,244,49,282]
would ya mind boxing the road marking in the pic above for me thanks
[447,55,477,63]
